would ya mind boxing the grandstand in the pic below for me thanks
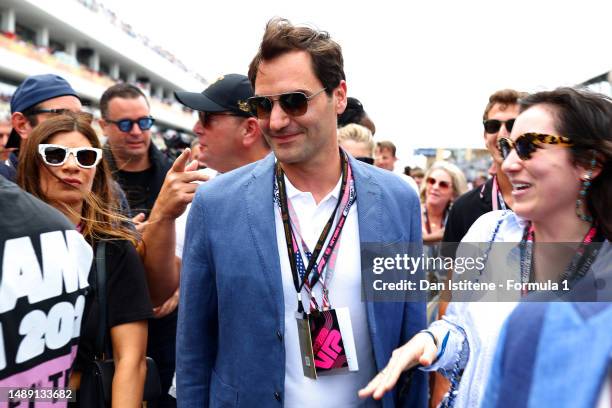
[0,0,204,141]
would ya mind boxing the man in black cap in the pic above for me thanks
[148,74,270,296]
[174,73,269,174]
[172,73,269,263]
[140,73,270,300]
[0,74,82,180]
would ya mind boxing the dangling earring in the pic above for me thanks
[575,154,597,223]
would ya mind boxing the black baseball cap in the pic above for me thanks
[6,74,79,149]
[337,97,365,127]
[174,74,253,117]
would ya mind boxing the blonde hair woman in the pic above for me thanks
[419,161,468,243]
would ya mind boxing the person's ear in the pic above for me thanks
[98,117,109,130]
[577,152,603,181]
[11,112,32,140]
[334,80,348,115]
[241,117,262,148]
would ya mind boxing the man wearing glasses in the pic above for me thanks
[174,73,269,174]
[442,89,526,255]
[99,82,184,407]
[177,18,427,407]
[171,74,269,263]
[433,90,525,406]
[99,83,171,218]
[0,74,83,181]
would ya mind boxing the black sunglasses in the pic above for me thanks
[497,133,573,161]
[38,144,102,168]
[197,111,241,127]
[483,118,515,134]
[105,116,155,132]
[247,88,326,119]
[29,109,93,124]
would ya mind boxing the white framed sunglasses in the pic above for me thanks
[38,144,103,169]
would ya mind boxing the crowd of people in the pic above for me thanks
[0,17,610,408]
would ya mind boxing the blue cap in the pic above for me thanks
[10,74,79,114]
[6,74,79,149]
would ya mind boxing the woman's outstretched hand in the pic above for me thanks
[358,331,438,400]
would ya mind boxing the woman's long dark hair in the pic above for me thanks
[17,112,137,246]
[519,87,612,240]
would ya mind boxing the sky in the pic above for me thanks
[100,0,612,160]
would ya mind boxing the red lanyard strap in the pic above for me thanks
[276,151,353,313]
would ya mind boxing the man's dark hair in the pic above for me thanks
[483,89,527,121]
[376,141,397,157]
[100,83,149,118]
[519,87,612,240]
[248,18,345,96]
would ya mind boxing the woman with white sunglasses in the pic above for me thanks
[359,88,611,407]
[17,112,153,407]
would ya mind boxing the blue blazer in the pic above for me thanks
[177,154,427,408]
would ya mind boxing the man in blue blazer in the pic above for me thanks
[177,18,427,408]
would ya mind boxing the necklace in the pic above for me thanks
[519,222,602,295]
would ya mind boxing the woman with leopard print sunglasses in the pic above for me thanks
[359,87,612,408]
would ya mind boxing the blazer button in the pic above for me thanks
[274,391,282,402]
[276,330,283,341]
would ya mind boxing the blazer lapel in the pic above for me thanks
[245,154,285,324]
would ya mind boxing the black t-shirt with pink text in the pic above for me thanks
[0,176,93,405]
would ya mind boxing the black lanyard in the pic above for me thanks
[276,152,350,313]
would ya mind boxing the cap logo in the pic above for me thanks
[237,100,250,113]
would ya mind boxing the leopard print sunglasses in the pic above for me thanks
[497,133,573,160]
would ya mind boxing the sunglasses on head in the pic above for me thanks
[497,133,573,161]
[38,144,102,169]
[29,109,94,124]
[105,116,155,132]
[197,111,241,127]
[247,88,327,119]
[426,177,451,189]
[483,118,515,134]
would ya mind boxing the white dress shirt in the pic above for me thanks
[274,174,379,407]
